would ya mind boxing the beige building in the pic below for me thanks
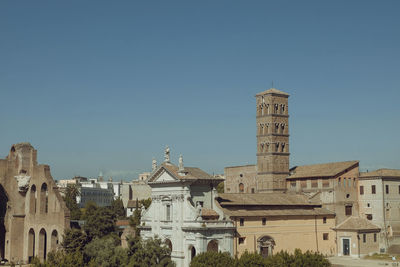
[358,169,400,251]
[0,143,69,263]
[287,160,360,225]
[217,193,336,257]
[333,216,380,257]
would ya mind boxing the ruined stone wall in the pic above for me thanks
[0,143,69,264]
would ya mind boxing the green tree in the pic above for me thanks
[62,228,88,253]
[237,251,265,267]
[127,236,175,267]
[111,197,126,219]
[84,206,117,240]
[216,182,224,194]
[84,235,129,267]
[32,250,85,267]
[139,198,152,210]
[129,200,141,237]
[190,251,235,267]
[63,184,81,220]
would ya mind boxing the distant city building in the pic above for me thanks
[0,143,69,263]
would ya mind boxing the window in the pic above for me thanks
[239,183,244,193]
[345,205,352,216]
[262,218,266,226]
[398,185,400,194]
[343,178,346,188]
[338,178,341,187]
[360,186,364,195]
[166,204,171,221]
[353,178,356,187]
[238,237,245,244]
[311,180,318,188]
[363,234,366,243]
[323,233,329,240]
[367,203,370,207]
[366,214,373,220]
[374,233,377,242]
[240,218,244,226]
[372,185,376,194]
[386,185,389,194]
[251,188,255,193]
[240,174,243,177]
[290,182,296,188]
[300,180,307,188]
[323,217,327,224]
[348,178,351,188]
[322,180,330,188]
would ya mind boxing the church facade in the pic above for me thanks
[140,150,234,267]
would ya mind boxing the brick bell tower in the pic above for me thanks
[256,88,290,192]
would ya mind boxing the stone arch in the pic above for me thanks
[28,228,35,262]
[189,245,196,261]
[258,235,275,258]
[0,185,8,260]
[30,184,37,214]
[207,239,218,252]
[165,238,172,252]
[40,183,48,214]
[51,230,58,251]
[239,183,244,193]
[38,228,47,260]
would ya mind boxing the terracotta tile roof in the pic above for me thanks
[218,193,314,206]
[220,207,335,217]
[201,208,220,219]
[150,162,222,182]
[360,169,400,178]
[333,216,380,231]
[116,220,130,227]
[256,88,289,96]
[287,160,359,179]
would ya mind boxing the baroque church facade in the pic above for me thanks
[140,149,234,267]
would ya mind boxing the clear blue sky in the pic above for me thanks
[1,1,399,180]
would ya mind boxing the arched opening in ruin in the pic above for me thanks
[39,228,47,260]
[51,230,58,251]
[28,228,35,263]
[0,185,8,260]
[30,185,37,214]
[40,183,48,214]
[207,239,218,252]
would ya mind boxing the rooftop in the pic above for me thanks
[288,160,359,179]
[256,88,290,97]
[334,216,380,232]
[148,162,222,182]
[360,169,400,178]
[218,193,313,206]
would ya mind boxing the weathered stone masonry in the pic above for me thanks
[0,143,69,263]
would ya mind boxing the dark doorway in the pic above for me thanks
[0,185,8,260]
[343,238,350,256]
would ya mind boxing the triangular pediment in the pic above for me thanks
[148,167,178,183]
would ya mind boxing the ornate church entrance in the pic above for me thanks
[258,236,275,258]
